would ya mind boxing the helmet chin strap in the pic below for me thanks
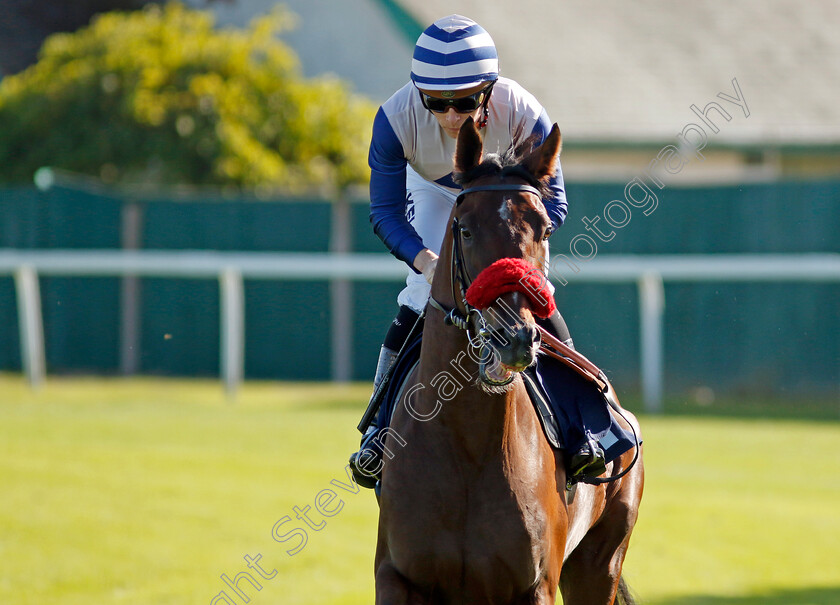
[477,81,494,128]
[478,104,489,129]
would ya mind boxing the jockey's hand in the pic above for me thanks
[413,248,439,285]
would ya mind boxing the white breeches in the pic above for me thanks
[396,166,458,313]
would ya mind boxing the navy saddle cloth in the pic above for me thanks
[375,335,637,466]
[521,356,637,463]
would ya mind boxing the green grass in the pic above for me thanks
[1,375,839,605]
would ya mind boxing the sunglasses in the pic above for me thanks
[418,82,495,114]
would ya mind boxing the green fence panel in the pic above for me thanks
[549,181,840,396]
[662,282,840,395]
[137,278,332,380]
[41,276,121,373]
[0,186,122,372]
[349,200,410,380]
[553,282,641,389]
[351,201,384,253]
[0,188,49,247]
[562,180,840,255]
[0,276,20,370]
[138,278,219,376]
[0,181,838,394]
[141,197,331,251]
[244,280,331,381]
[351,282,405,381]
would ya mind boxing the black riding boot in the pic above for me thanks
[349,306,422,489]
[348,345,398,488]
[535,311,607,481]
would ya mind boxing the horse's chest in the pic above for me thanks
[383,446,558,596]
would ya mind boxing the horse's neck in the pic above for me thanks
[419,320,513,459]
[421,260,517,456]
[423,233,477,399]
[424,229,481,381]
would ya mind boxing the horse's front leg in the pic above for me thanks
[558,535,631,605]
[525,578,559,605]
[375,560,428,605]
[558,485,639,605]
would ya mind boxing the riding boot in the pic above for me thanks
[348,345,398,489]
[568,435,607,480]
[536,313,607,482]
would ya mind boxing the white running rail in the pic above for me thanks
[1,250,838,409]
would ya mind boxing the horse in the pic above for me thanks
[373,117,644,605]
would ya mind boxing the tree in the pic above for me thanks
[0,2,376,192]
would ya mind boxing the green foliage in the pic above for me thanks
[0,2,376,192]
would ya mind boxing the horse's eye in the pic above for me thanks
[542,227,553,241]
[460,227,473,240]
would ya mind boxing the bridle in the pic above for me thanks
[427,183,544,341]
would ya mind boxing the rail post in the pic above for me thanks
[329,194,353,382]
[14,265,46,388]
[119,200,144,375]
[638,271,665,413]
[219,267,245,399]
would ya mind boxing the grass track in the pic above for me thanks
[1,375,839,604]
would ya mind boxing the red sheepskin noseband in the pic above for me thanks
[465,258,556,319]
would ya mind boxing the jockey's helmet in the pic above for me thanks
[410,15,499,91]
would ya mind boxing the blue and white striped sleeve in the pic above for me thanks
[530,109,568,229]
[368,107,425,272]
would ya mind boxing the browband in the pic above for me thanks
[455,184,542,205]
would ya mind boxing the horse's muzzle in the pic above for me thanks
[482,323,540,372]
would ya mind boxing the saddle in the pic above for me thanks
[526,327,639,462]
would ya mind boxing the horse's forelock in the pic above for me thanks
[454,148,553,201]
[453,154,502,187]
[499,165,552,200]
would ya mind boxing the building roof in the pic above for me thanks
[397,0,840,147]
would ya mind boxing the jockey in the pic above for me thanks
[349,15,607,488]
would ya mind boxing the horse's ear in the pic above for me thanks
[454,117,483,174]
[522,123,562,181]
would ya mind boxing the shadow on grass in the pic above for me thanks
[300,397,367,412]
[287,389,368,413]
[646,585,840,605]
[619,394,840,423]
[281,382,840,422]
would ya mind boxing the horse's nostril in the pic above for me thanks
[513,327,536,352]
[484,327,508,349]
[485,324,539,363]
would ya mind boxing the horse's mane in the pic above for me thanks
[453,137,554,201]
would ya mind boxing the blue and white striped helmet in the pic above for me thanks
[410,15,499,91]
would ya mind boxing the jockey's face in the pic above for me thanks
[419,82,489,139]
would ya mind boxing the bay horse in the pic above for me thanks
[374,118,644,604]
